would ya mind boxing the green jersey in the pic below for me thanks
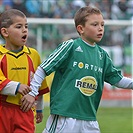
[40,38,123,121]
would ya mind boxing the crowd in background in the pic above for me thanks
[0,0,133,20]
[0,0,132,48]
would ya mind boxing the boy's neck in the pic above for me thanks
[11,47,23,53]
[3,45,23,53]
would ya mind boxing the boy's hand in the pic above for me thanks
[18,84,31,96]
[36,112,43,123]
[20,94,35,112]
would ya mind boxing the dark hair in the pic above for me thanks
[0,9,26,37]
[74,6,102,28]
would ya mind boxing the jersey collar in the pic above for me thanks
[0,45,31,54]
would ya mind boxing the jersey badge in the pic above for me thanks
[98,51,103,60]
[75,76,97,96]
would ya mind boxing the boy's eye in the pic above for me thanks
[16,25,21,28]
[16,26,21,29]
[91,22,98,26]
[93,23,97,26]
[101,23,104,26]
[25,25,28,28]
[15,25,28,29]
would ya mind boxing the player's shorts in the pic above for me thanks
[43,114,101,133]
[0,101,35,133]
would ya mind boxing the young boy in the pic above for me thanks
[0,9,49,133]
[21,6,133,133]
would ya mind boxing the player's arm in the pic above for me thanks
[1,81,31,96]
[115,77,133,89]
[29,66,46,97]
[1,81,20,95]
[0,69,31,96]
[36,95,44,123]
[20,66,46,112]
[36,95,44,113]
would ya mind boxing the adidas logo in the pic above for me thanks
[75,46,83,52]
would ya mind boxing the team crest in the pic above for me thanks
[98,51,103,60]
[75,76,97,96]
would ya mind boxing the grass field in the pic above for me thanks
[36,107,133,133]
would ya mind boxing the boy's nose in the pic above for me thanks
[23,28,28,32]
[99,26,103,31]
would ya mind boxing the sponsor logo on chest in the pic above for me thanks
[75,76,97,96]
[73,61,103,73]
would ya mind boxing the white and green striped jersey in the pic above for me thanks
[40,38,123,121]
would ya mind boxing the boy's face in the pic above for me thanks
[77,14,104,45]
[2,16,28,50]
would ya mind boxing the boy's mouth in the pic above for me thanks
[22,35,27,39]
[97,33,103,38]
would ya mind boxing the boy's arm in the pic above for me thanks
[36,111,43,124]
[36,95,44,123]
[20,66,46,112]
[1,82,31,96]
[35,95,44,111]
[115,77,133,89]
[29,66,46,97]
[0,69,31,96]
[1,81,20,95]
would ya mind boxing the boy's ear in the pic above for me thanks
[77,25,84,34]
[1,28,8,37]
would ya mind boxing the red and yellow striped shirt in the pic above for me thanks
[0,45,49,105]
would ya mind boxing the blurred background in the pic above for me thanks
[0,0,133,132]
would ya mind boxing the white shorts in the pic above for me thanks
[43,115,100,133]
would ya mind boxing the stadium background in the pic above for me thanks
[0,0,133,132]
